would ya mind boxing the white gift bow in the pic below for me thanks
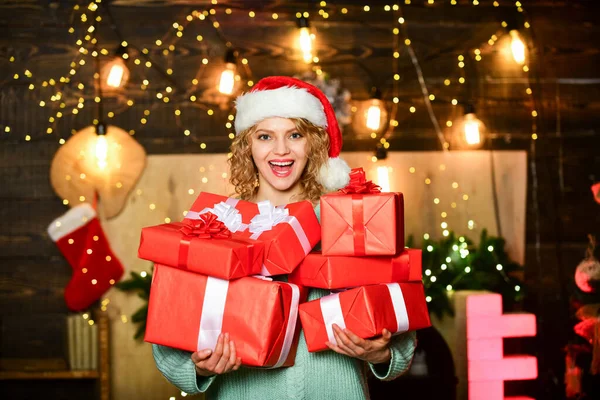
[320,283,410,345]
[196,276,300,368]
[248,201,290,239]
[187,201,248,233]
[249,201,312,276]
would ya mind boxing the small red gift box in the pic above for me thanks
[185,192,258,224]
[145,264,307,367]
[238,200,321,276]
[320,168,404,256]
[299,282,430,352]
[288,249,422,289]
[138,213,264,280]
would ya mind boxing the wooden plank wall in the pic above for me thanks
[1,2,599,399]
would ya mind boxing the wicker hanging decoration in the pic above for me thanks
[50,125,146,219]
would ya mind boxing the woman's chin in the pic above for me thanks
[264,176,299,192]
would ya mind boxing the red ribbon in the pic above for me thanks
[340,168,381,195]
[351,195,366,256]
[178,213,231,268]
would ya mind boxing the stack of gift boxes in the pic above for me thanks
[139,168,430,367]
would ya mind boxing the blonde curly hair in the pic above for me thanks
[228,118,330,203]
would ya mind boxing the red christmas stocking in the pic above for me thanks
[47,203,124,311]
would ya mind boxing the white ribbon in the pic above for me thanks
[385,283,410,333]
[271,283,301,368]
[197,277,229,351]
[320,293,346,345]
[319,283,410,346]
[187,201,248,233]
[248,200,312,254]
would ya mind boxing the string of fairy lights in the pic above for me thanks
[4,1,537,379]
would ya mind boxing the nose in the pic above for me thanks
[273,136,290,155]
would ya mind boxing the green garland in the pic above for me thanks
[410,229,525,320]
[118,229,525,339]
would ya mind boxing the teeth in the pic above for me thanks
[270,161,293,167]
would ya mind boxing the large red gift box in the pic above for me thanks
[320,168,404,257]
[138,216,264,280]
[145,264,307,367]
[288,249,422,289]
[299,282,430,352]
[238,200,321,276]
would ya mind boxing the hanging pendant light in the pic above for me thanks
[297,16,314,64]
[504,19,527,65]
[460,103,486,148]
[218,49,237,95]
[101,44,130,90]
[365,88,385,131]
[509,29,526,65]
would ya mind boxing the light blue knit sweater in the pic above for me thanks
[152,204,417,399]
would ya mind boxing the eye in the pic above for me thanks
[289,132,303,139]
[257,133,271,140]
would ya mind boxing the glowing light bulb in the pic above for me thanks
[464,114,481,146]
[366,104,381,131]
[218,63,236,95]
[509,30,526,65]
[95,135,108,169]
[376,166,390,192]
[459,105,486,149]
[299,27,312,62]
[106,63,124,88]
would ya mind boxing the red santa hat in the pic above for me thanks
[234,76,351,191]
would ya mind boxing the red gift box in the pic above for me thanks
[289,249,422,289]
[145,264,307,367]
[138,214,264,280]
[320,168,404,256]
[238,200,321,276]
[299,282,430,352]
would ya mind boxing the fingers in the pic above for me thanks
[192,348,212,364]
[332,324,364,357]
[193,333,243,376]
[382,329,392,341]
[214,333,232,374]
[230,341,242,371]
[325,341,350,356]
[344,328,368,348]
[371,329,392,347]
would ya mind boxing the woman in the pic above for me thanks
[153,76,417,399]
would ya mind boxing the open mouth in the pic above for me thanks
[268,160,294,177]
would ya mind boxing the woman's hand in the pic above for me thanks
[325,324,392,364]
[191,333,242,377]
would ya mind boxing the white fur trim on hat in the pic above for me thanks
[319,157,351,192]
[47,203,96,242]
[235,86,328,133]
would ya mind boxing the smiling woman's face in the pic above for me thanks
[250,117,309,193]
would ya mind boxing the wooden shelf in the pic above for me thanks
[0,370,99,380]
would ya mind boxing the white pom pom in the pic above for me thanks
[319,157,351,192]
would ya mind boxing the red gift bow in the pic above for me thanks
[179,212,232,239]
[340,168,381,194]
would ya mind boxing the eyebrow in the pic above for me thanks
[255,128,298,134]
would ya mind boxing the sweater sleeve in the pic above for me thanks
[152,344,216,394]
[368,330,417,381]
